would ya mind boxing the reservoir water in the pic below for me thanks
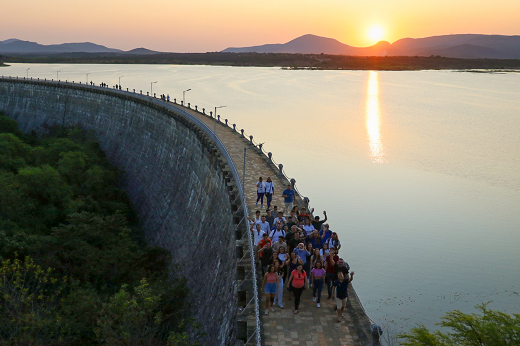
[3,64,520,337]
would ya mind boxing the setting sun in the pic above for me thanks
[367,25,385,43]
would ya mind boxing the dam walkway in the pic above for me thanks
[170,102,374,346]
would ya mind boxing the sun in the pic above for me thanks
[367,25,385,43]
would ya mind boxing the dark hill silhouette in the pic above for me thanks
[387,34,520,58]
[223,34,390,56]
[223,34,520,59]
[0,40,122,53]
[124,48,159,55]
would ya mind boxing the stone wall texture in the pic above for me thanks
[0,79,238,346]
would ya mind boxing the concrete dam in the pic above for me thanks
[0,77,375,346]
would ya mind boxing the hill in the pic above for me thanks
[223,34,520,59]
[223,34,390,56]
[0,39,122,54]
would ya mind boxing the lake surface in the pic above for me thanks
[3,64,520,337]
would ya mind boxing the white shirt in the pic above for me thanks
[252,229,266,245]
[326,238,341,249]
[249,216,262,225]
[302,224,315,236]
[269,228,286,243]
[264,181,274,194]
[256,181,266,193]
[258,221,270,233]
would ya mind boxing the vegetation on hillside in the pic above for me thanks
[0,113,200,346]
[398,303,520,346]
[4,52,520,70]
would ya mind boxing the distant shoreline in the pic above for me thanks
[3,53,520,71]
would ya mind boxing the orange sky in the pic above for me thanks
[1,0,519,52]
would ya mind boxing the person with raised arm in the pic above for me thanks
[332,271,355,322]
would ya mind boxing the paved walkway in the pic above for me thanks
[171,104,370,346]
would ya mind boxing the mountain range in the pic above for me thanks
[223,34,520,59]
[0,39,158,55]
[2,34,520,59]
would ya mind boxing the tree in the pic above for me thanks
[399,303,520,346]
[0,256,69,345]
[95,278,199,346]
[0,133,31,171]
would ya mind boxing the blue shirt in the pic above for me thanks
[294,248,310,265]
[320,229,332,244]
[333,279,349,299]
[283,189,295,203]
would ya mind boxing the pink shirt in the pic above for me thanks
[311,268,326,279]
[266,272,277,284]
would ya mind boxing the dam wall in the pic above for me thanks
[0,78,246,346]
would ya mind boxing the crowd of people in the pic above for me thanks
[249,177,354,322]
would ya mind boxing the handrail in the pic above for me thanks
[0,76,262,346]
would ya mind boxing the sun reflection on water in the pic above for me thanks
[365,71,387,164]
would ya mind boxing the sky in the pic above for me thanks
[1,0,519,52]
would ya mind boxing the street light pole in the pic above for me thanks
[214,105,226,133]
[119,76,124,87]
[86,73,90,84]
[151,81,157,96]
[26,68,30,78]
[183,88,191,105]
[57,70,61,80]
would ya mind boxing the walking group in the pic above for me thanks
[250,177,354,322]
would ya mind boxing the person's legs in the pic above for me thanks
[326,273,334,298]
[315,279,324,304]
[266,193,272,208]
[256,192,261,205]
[276,278,284,308]
[340,297,347,317]
[293,286,304,311]
[304,262,311,286]
[265,286,270,314]
[259,193,264,207]
[335,297,343,321]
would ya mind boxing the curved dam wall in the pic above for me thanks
[0,79,239,346]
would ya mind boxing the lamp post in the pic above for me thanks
[26,68,30,78]
[242,143,264,193]
[183,88,191,105]
[57,70,61,80]
[119,76,124,87]
[151,81,157,96]
[86,73,90,84]
[214,105,226,133]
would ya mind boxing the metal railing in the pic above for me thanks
[169,99,312,212]
[0,76,262,346]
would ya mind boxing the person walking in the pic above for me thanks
[332,271,355,322]
[261,264,279,315]
[282,184,295,214]
[256,177,266,208]
[264,176,274,208]
[285,264,309,314]
[273,259,285,308]
[311,261,326,308]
